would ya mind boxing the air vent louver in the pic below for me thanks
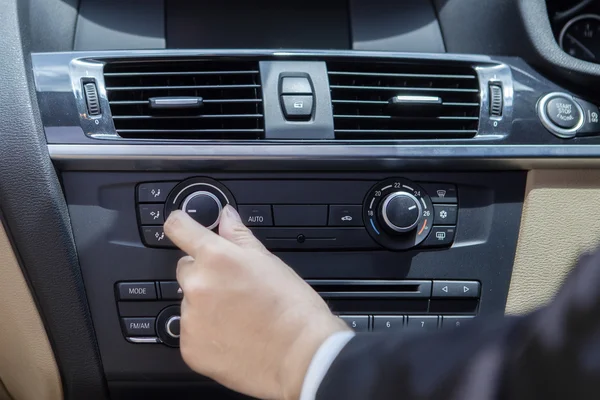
[104,60,264,139]
[328,62,481,139]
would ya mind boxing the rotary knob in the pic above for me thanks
[165,316,181,339]
[182,191,222,230]
[363,179,433,251]
[156,305,181,347]
[165,178,237,231]
[379,191,423,233]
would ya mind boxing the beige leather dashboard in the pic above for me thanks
[506,170,600,315]
[0,224,62,400]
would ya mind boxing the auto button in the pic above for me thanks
[238,205,273,227]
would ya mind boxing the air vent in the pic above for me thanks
[104,60,264,139]
[328,61,481,139]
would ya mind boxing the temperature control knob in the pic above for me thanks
[363,179,433,251]
[165,178,237,230]
[380,192,423,233]
[181,191,222,230]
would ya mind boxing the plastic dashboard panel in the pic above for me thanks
[30,50,600,174]
[62,171,525,385]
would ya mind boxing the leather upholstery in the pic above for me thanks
[506,170,600,314]
[0,223,62,399]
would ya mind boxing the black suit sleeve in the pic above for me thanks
[316,251,600,400]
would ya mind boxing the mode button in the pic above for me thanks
[117,282,157,301]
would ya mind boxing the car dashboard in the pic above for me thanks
[3,0,600,399]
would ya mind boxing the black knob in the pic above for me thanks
[165,316,180,339]
[379,191,423,233]
[181,191,223,229]
[156,305,181,347]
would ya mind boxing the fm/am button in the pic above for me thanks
[121,317,156,336]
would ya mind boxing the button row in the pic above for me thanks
[137,182,176,247]
[117,280,480,301]
[421,183,458,248]
[122,314,475,339]
[117,281,183,301]
[340,315,474,332]
[239,204,363,227]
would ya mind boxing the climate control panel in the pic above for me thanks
[363,178,457,250]
[135,177,459,251]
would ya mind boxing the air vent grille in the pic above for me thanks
[104,60,264,139]
[328,62,481,139]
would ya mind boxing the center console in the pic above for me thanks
[61,169,524,385]
[33,48,595,397]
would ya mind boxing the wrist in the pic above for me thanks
[278,315,350,400]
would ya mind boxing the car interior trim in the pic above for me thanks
[46,143,600,170]
[506,169,600,315]
[0,221,62,400]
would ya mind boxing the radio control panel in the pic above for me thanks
[115,279,481,347]
[136,177,460,251]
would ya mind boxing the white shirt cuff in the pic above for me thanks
[299,331,356,400]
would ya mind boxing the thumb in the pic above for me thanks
[219,205,268,253]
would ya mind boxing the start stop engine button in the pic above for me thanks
[546,97,580,129]
[538,92,584,138]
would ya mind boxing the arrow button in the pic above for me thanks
[159,281,184,300]
[432,281,480,298]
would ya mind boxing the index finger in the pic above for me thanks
[164,210,222,257]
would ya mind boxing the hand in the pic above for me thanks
[164,206,350,400]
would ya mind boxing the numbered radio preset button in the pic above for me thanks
[340,315,369,332]
[406,316,438,331]
[373,316,404,332]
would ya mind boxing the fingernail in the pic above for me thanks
[224,205,242,223]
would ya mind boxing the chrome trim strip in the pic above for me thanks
[126,337,160,344]
[47,144,600,171]
[391,95,442,104]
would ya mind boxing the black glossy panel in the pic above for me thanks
[62,171,524,382]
